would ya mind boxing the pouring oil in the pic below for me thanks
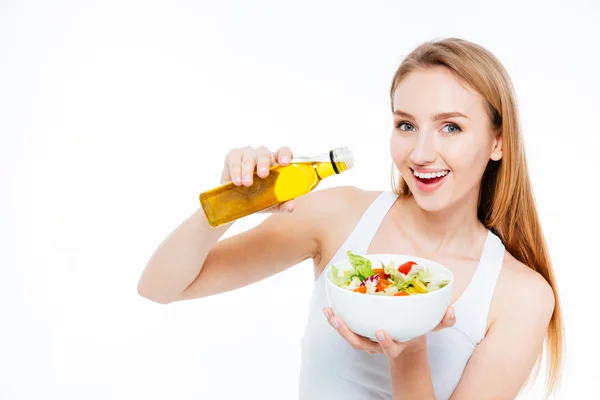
[199,147,355,227]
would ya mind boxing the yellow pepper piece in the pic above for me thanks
[411,278,428,293]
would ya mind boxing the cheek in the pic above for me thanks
[444,138,490,176]
[389,134,412,167]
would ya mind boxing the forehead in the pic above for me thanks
[392,66,484,117]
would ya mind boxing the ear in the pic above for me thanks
[490,129,502,161]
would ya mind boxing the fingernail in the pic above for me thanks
[259,167,268,174]
[449,310,455,321]
[280,156,289,164]
[323,309,329,319]
[243,175,251,182]
[332,318,339,329]
[376,331,385,342]
[234,176,241,183]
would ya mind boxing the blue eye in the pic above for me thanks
[442,123,461,134]
[397,122,416,132]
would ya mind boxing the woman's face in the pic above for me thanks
[390,66,502,213]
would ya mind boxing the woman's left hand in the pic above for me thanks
[323,306,456,360]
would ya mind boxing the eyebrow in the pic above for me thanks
[393,110,469,120]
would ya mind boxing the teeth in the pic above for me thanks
[413,170,449,179]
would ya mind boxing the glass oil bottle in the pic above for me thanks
[199,146,354,227]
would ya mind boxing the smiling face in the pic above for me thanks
[390,66,502,212]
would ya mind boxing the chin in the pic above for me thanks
[410,193,450,213]
[400,169,454,213]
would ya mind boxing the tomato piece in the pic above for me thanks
[353,286,367,294]
[373,268,389,280]
[394,291,410,296]
[398,261,417,275]
[376,279,391,292]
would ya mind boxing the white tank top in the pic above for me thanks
[298,191,505,399]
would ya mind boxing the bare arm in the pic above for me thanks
[383,264,554,400]
[389,338,436,400]
[450,265,556,399]
[137,185,350,304]
[174,189,324,301]
[136,207,233,304]
[137,145,355,304]
[324,259,554,399]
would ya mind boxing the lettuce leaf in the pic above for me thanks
[346,250,376,280]
[382,260,397,277]
[383,286,399,296]
[426,278,450,292]
[331,264,354,286]
[415,266,436,284]
[394,277,412,291]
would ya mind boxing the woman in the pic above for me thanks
[138,38,563,399]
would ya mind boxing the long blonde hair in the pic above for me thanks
[389,38,563,397]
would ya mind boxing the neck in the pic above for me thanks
[395,192,484,256]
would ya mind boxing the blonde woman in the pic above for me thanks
[138,38,563,399]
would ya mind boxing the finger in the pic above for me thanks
[240,147,257,187]
[432,306,456,332]
[274,146,293,166]
[283,200,296,212]
[375,330,407,360]
[323,308,381,354]
[226,149,243,186]
[335,319,381,353]
[274,200,296,213]
[259,199,296,214]
[256,146,273,178]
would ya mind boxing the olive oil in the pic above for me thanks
[199,147,355,227]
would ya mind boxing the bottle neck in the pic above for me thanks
[314,161,338,179]
[290,149,352,180]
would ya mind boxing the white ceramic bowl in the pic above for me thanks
[325,254,454,342]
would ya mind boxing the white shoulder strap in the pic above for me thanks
[329,191,398,264]
[454,230,506,342]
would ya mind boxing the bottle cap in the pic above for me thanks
[329,146,355,173]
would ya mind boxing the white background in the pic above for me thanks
[2,1,599,399]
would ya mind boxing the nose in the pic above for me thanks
[410,131,437,166]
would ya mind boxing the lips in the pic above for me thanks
[414,174,445,185]
[410,168,450,192]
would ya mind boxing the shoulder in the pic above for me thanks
[308,185,377,202]
[266,185,380,232]
[298,186,383,264]
[282,185,380,236]
[301,185,380,217]
[291,185,382,225]
[494,251,555,327]
[301,185,383,232]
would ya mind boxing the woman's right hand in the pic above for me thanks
[220,145,296,213]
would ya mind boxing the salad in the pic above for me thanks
[330,250,450,296]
